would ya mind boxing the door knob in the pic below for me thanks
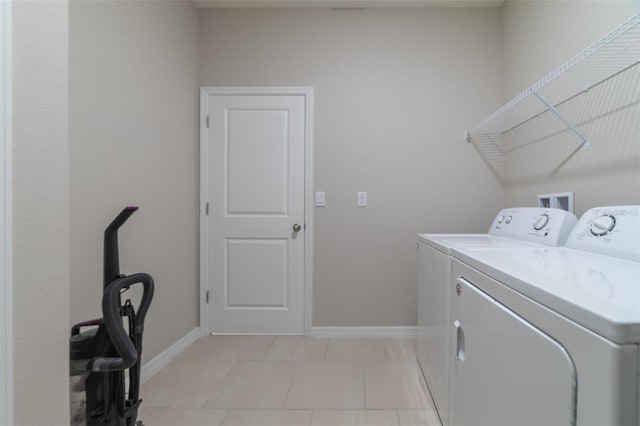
[293,223,302,232]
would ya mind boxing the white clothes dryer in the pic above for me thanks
[416,207,578,426]
[449,206,640,426]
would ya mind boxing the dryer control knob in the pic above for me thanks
[590,214,616,237]
[533,214,549,231]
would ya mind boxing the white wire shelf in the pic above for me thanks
[465,12,640,181]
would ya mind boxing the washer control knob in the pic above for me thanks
[497,215,505,224]
[590,214,616,237]
[533,214,549,231]
[505,216,512,224]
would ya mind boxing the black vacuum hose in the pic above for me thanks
[87,273,154,373]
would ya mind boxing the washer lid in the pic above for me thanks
[417,234,539,254]
[453,246,640,344]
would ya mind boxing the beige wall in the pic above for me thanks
[199,8,504,326]
[69,1,200,362]
[12,1,638,422]
[502,1,640,215]
[11,1,70,424]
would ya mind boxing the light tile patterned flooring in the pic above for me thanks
[140,335,442,426]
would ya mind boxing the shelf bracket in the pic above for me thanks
[533,91,589,148]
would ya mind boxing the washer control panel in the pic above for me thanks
[489,207,578,246]
[533,214,550,231]
[589,214,616,237]
[566,206,640,262]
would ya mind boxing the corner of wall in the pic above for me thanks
[11,1,70,424]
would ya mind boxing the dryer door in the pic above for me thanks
[450,277,576,426]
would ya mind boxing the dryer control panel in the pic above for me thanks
[488,207,578,246]
[566,206,640,262]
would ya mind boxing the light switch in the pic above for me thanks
[357,192,367,207]
[315,191,326,207]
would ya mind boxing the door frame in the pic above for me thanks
[199,86,314,336]
[0,0,12,423]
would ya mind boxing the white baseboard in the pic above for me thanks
[310,326,416,338]
[141,327,200,383]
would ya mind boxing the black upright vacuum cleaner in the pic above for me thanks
[70,206,154,426]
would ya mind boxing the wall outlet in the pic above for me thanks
[357,192,367,207]
[538,192,574,213]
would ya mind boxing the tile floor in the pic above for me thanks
[140,335,442,426]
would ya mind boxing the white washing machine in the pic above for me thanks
[416,207,578,426]
[449,206,640,426]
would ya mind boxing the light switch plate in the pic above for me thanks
[315,191,326,207]
[357,192,367,207]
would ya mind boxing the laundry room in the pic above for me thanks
[2,1,639,425]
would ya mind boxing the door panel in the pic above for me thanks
[207,94,305,333]
[450,277,576,426]
[226,109,289,215]
[226,238,288,308]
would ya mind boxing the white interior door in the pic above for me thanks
[204,91,306,334]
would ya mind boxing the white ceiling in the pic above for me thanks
[193,0,504,8]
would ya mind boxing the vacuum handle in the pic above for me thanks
[88,273,154,373]
[105,206,139,233]
[104,206,138,289]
